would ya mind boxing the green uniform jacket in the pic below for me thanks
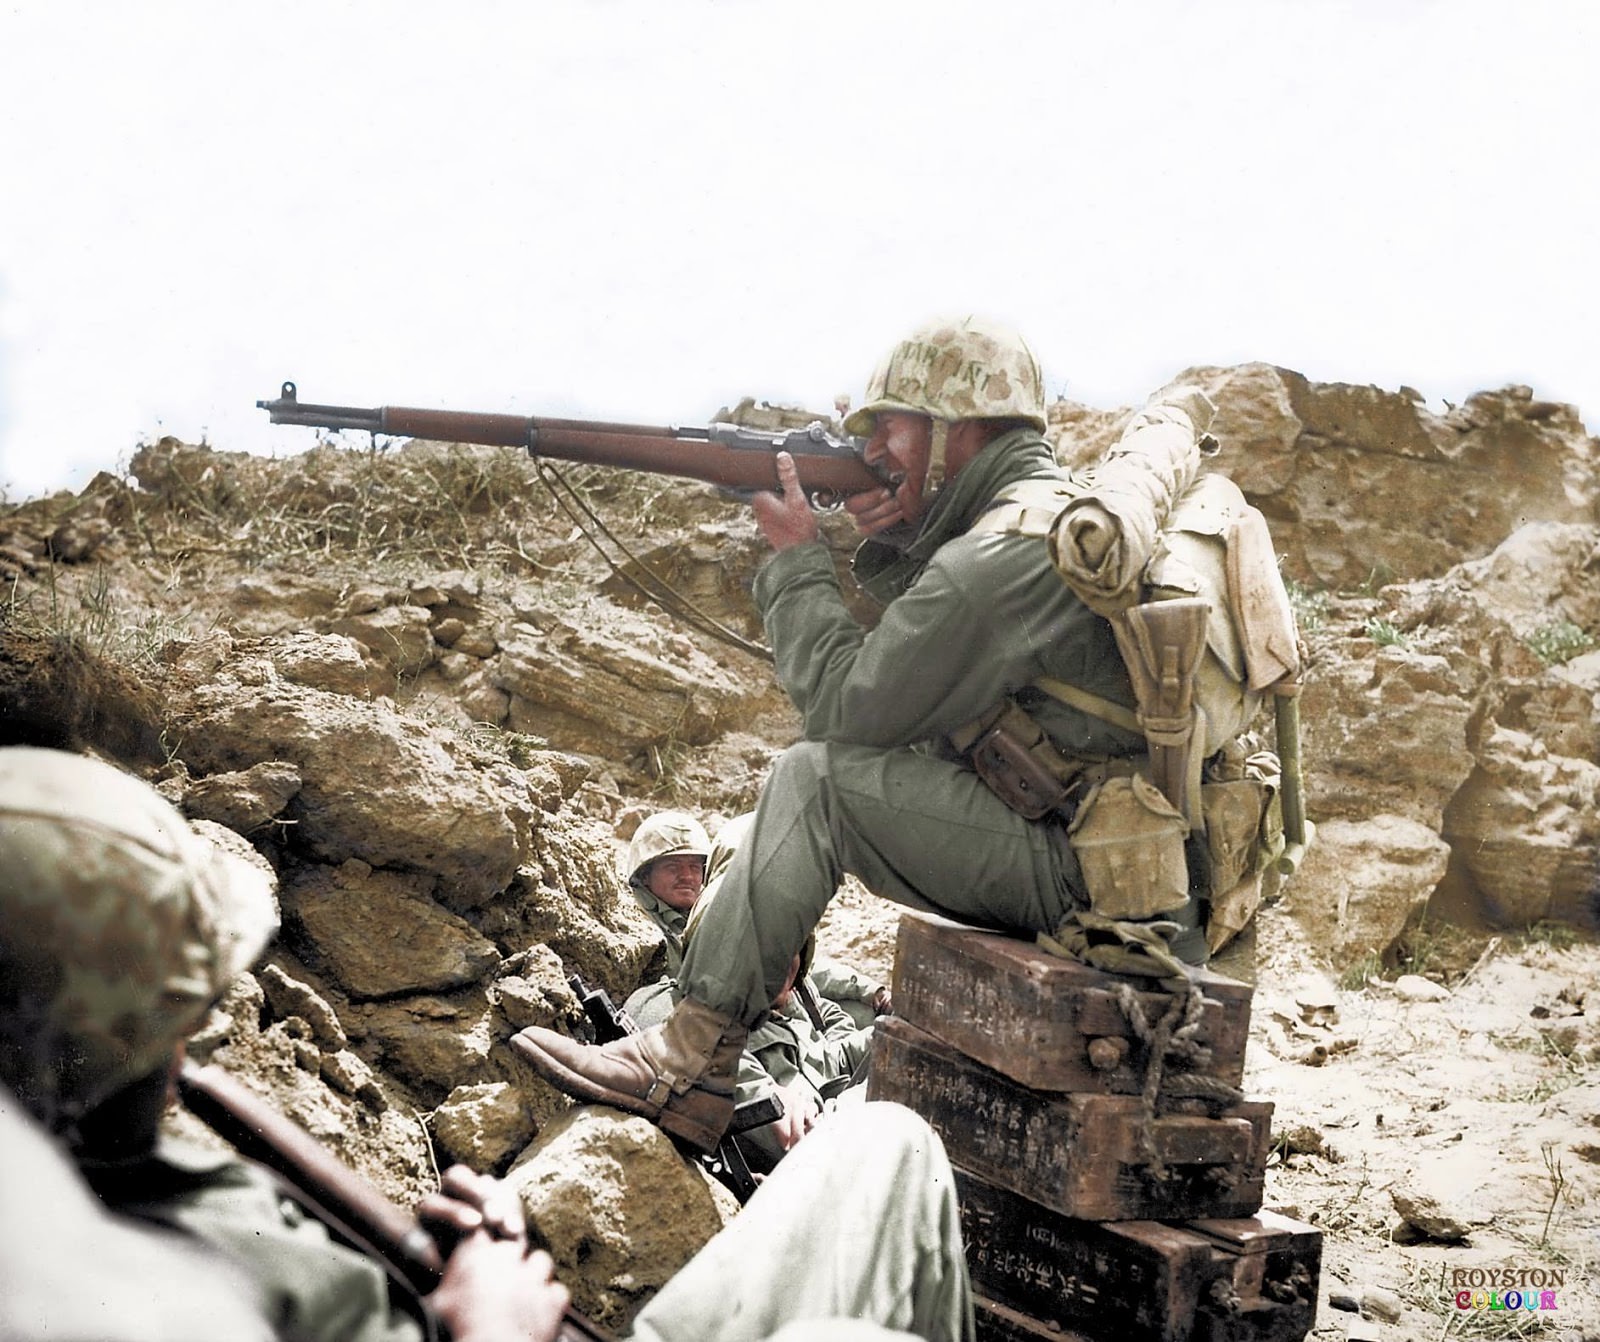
[752,428,1143,760]
[86,1137,426,1342]
[626,978,872,1171]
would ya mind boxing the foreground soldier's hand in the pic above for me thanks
[421,1164,571,1342]
[751,451,820,550]
[768,1078,823,1151]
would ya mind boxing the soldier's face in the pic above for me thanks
[863,411,933,524]
[646,853,706,912]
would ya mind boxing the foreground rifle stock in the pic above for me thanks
[258,382,885,504]
[176,1060,610,1342]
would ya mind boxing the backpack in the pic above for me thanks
[969,389,1306,959]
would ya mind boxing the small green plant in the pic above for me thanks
[1338,950,1383,991]
[1365,616,1410,648]
[1519,920,1577,952]
[1354,562,1397,597]
[1283,577,1328,634]
[1524,619,1595,666]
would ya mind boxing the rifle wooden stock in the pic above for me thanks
[258,382,884,501]
[176,1060,610,1342]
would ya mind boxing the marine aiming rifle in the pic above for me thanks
[176,1059,611,1342]
[568,973,781,1203]
[257,382,887,505]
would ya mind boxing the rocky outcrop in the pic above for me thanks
[1050,365,1600,589]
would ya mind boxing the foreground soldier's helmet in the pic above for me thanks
[0,748,279,1130]
[624,810,711,886]
[842,316,1048,438]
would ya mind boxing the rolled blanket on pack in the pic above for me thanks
[1047,386,1218,615]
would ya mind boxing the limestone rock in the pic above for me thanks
[492,613,756,755]
[182,758,302,833]
[508,1107,735,1331]
[258,963,348,1049]
[326,603,437,678]
[1360,1287,1405,1323]
[1443,726,1600,927]
[319,1049,386,1110]
[1171,367,1599,589]
[431,1082,536,1173]
[1392,974,1451,1003]
[1391,1178,1482,1242]
[282,862,500,1000]
[168,658,533,905]
[1285,816,1448,967]
[224,577,342,638]
[358,994,499,1105]
[1301,645,1475,832]
[270,632,377,697]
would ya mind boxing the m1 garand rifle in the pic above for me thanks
[257,382,887,505]
[176,1058,611,1342]
[567,973,779,1203]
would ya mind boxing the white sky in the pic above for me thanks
[1,0,1596,501]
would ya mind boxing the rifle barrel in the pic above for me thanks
[257,382,884,498]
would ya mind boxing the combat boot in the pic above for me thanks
[511,998,747,1153]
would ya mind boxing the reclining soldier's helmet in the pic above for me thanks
[0,748,279,1132]
[843,316,1048,491]
[624,810,711,888]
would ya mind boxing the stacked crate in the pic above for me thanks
[866,912,1321,1342]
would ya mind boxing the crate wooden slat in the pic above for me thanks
[958,1170,1220,1342]
[868,1016,1271,1221]
[959,1172,1321,1342]
[1186,1211,1321,1342]
[890,912,1253,1094]
[975,1294,1097,1342]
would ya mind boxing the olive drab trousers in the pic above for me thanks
[678,740,1086,1024]
[624,1101,974,1342]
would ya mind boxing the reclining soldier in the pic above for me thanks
[627,809,891,1026]
[629,814,875,1168]
[0,746,975,1342]
[516,317,1213,1154]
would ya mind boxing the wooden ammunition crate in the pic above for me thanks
[867,1016,1271,1222]
[890,912,1254,1095]
[975,1295,1096,1342]
[956,1170,1319,1342]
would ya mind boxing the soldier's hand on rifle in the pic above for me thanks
[430,1237,570,1342]
[768,1079,823,1151]
[751,452,820,551]
[418,1165,526,1250]
[422,1165,571,1342]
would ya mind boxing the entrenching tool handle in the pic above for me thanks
[1272,683,1313,875]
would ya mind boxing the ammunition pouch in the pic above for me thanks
[1198,747,1285,954]
[966,701,1085,821]
[1068,771,1192,920]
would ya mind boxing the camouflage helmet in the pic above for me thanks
[0,748,279,1130]
[842,316,1048,438]
[624,810,711,886]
